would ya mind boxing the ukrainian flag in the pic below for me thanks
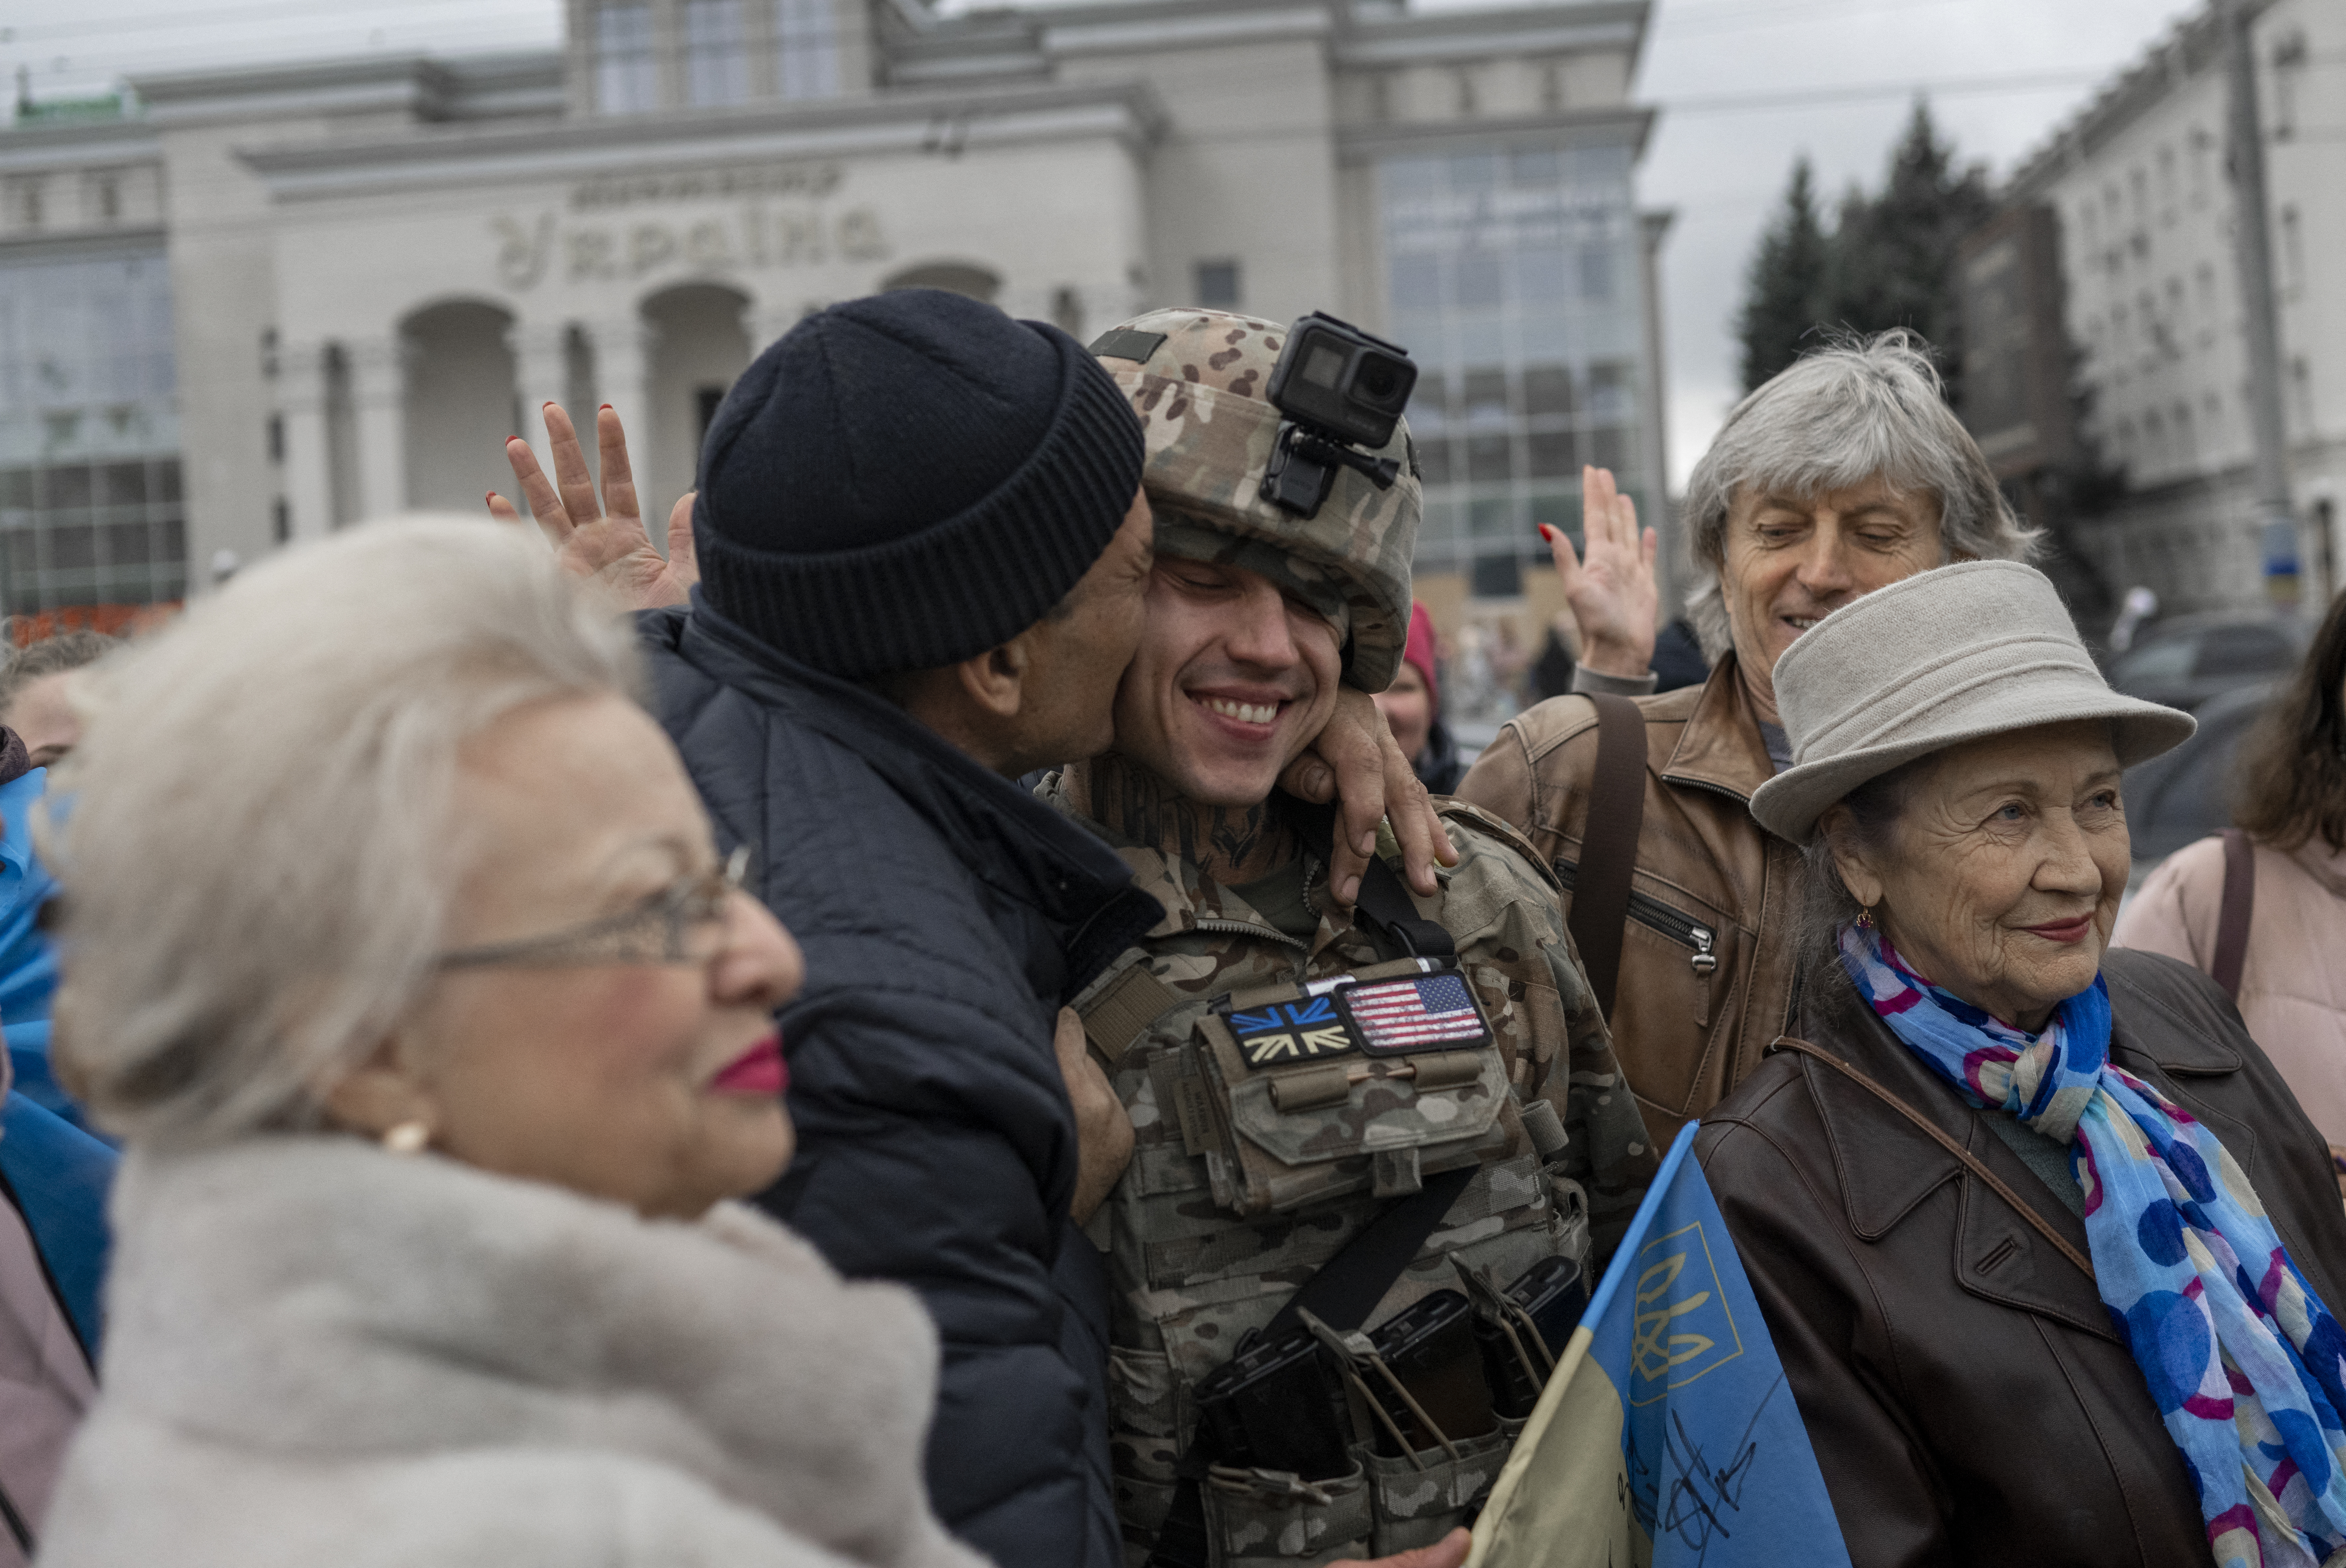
[1468,1122,1849,1568]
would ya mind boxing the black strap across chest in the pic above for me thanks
[1565,694,1647,1018]
[2214,829,2256,1003]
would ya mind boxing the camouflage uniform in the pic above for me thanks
[1063,311,1658,1567]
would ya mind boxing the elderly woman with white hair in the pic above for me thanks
[1459,329,2039,1144]
[27,520,1474,1568]
[26,519,983,1568]
[1700,561,2346,1567]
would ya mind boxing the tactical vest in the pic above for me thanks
[1056,790,1651,1568]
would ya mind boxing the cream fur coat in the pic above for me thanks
[36,1137,991,1568]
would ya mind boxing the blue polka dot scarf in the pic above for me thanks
[1839,922,2346,1567]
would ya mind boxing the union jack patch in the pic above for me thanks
[1229,994,1358,1068]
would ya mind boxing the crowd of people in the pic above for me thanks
[0,288,2344,1568]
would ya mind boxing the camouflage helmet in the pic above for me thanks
[1089,309,1420,692]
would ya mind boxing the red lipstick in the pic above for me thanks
[710,1033,787,1096]
[2023,915,2094,945]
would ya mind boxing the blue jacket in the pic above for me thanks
[0,1091,113,1352]
[0,767,71,1127]
[641,603,1161,1568]
[0,761,115,1355]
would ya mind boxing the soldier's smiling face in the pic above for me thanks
[1111,553,1344,806]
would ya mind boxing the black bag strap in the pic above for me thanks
[1565,694,1647,1019]
[1769,1035,2094,1280]
[1350,851,1455,962]
[1265,1164,1476,1337]
[1294,801,1455,962]
[1143,1165,1475,1568]
[2214,829,2256,1003]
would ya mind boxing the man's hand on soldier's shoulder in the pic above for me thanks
[489,402,699,611]
[1055,1006,1134,1225]
[1280,685,1458,906]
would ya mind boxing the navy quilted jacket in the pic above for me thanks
[640,603,1159,1568]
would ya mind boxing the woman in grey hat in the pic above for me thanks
[1696,561,2346,1567]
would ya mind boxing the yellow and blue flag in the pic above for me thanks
[1468,1122,1849,1568]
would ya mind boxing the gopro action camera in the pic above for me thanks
[1260,312,1420,520]
[1264,313,1418,451]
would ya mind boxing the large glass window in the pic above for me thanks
[0,249,184,613]
[684,0,748,107]
[775,0,841,100]
[595,4,658,115]
[1381,145,1646,595]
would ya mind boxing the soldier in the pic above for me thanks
[1051,310,1656,1568]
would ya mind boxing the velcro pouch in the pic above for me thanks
[1201,1463,1372,1567]
[1363,1416,1526,1555]
[1189,960,1512,1217]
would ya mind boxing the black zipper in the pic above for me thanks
[1553,858,1718,976]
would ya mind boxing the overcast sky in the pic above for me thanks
[8,0,2195,486]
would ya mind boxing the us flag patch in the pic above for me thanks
[1337,973,1491,1056]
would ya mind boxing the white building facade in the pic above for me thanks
[0,0,1669,620]
[2008,0,2345,612]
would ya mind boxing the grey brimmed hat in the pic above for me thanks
[1748,560,2196,842]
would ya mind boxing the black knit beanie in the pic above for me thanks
[694,288,1145,680]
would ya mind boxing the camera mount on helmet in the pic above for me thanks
[1260,313,1419,520]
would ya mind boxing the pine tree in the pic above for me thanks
[1735,103,1998,398]
[1736,157,1829,392]
[1816,101,1995,398]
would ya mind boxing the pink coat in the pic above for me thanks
[2113,833,2346,1144]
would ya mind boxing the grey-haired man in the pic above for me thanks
[1458,328,2039,1145]
[494,290,1459,1568]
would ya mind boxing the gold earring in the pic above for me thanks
[1855,906,1875,930]
[382,1120,431,1155]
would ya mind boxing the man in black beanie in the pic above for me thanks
[495,288,1453,1568]
[655,290,1155,1568]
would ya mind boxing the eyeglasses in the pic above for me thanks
[437,846,753,970]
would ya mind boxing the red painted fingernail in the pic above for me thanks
[486,490,496,503]
[1538,524,1556,543]
[600,403,613,411]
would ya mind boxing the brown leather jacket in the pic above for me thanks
[1454,655,1799,1143]
[1698,948,2346,1567]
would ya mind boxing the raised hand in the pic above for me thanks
[488,403,698,610]
[1539,464,1657,680]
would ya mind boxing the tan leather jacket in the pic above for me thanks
[1453,655,1800,1143]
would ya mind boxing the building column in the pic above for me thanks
[589,314,659,498]
[507,318,573,462]
[348,335,411,522]
[278,341,335,543]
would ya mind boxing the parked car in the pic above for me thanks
[2122,679,2278,874]
[2107,612,2312,712]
